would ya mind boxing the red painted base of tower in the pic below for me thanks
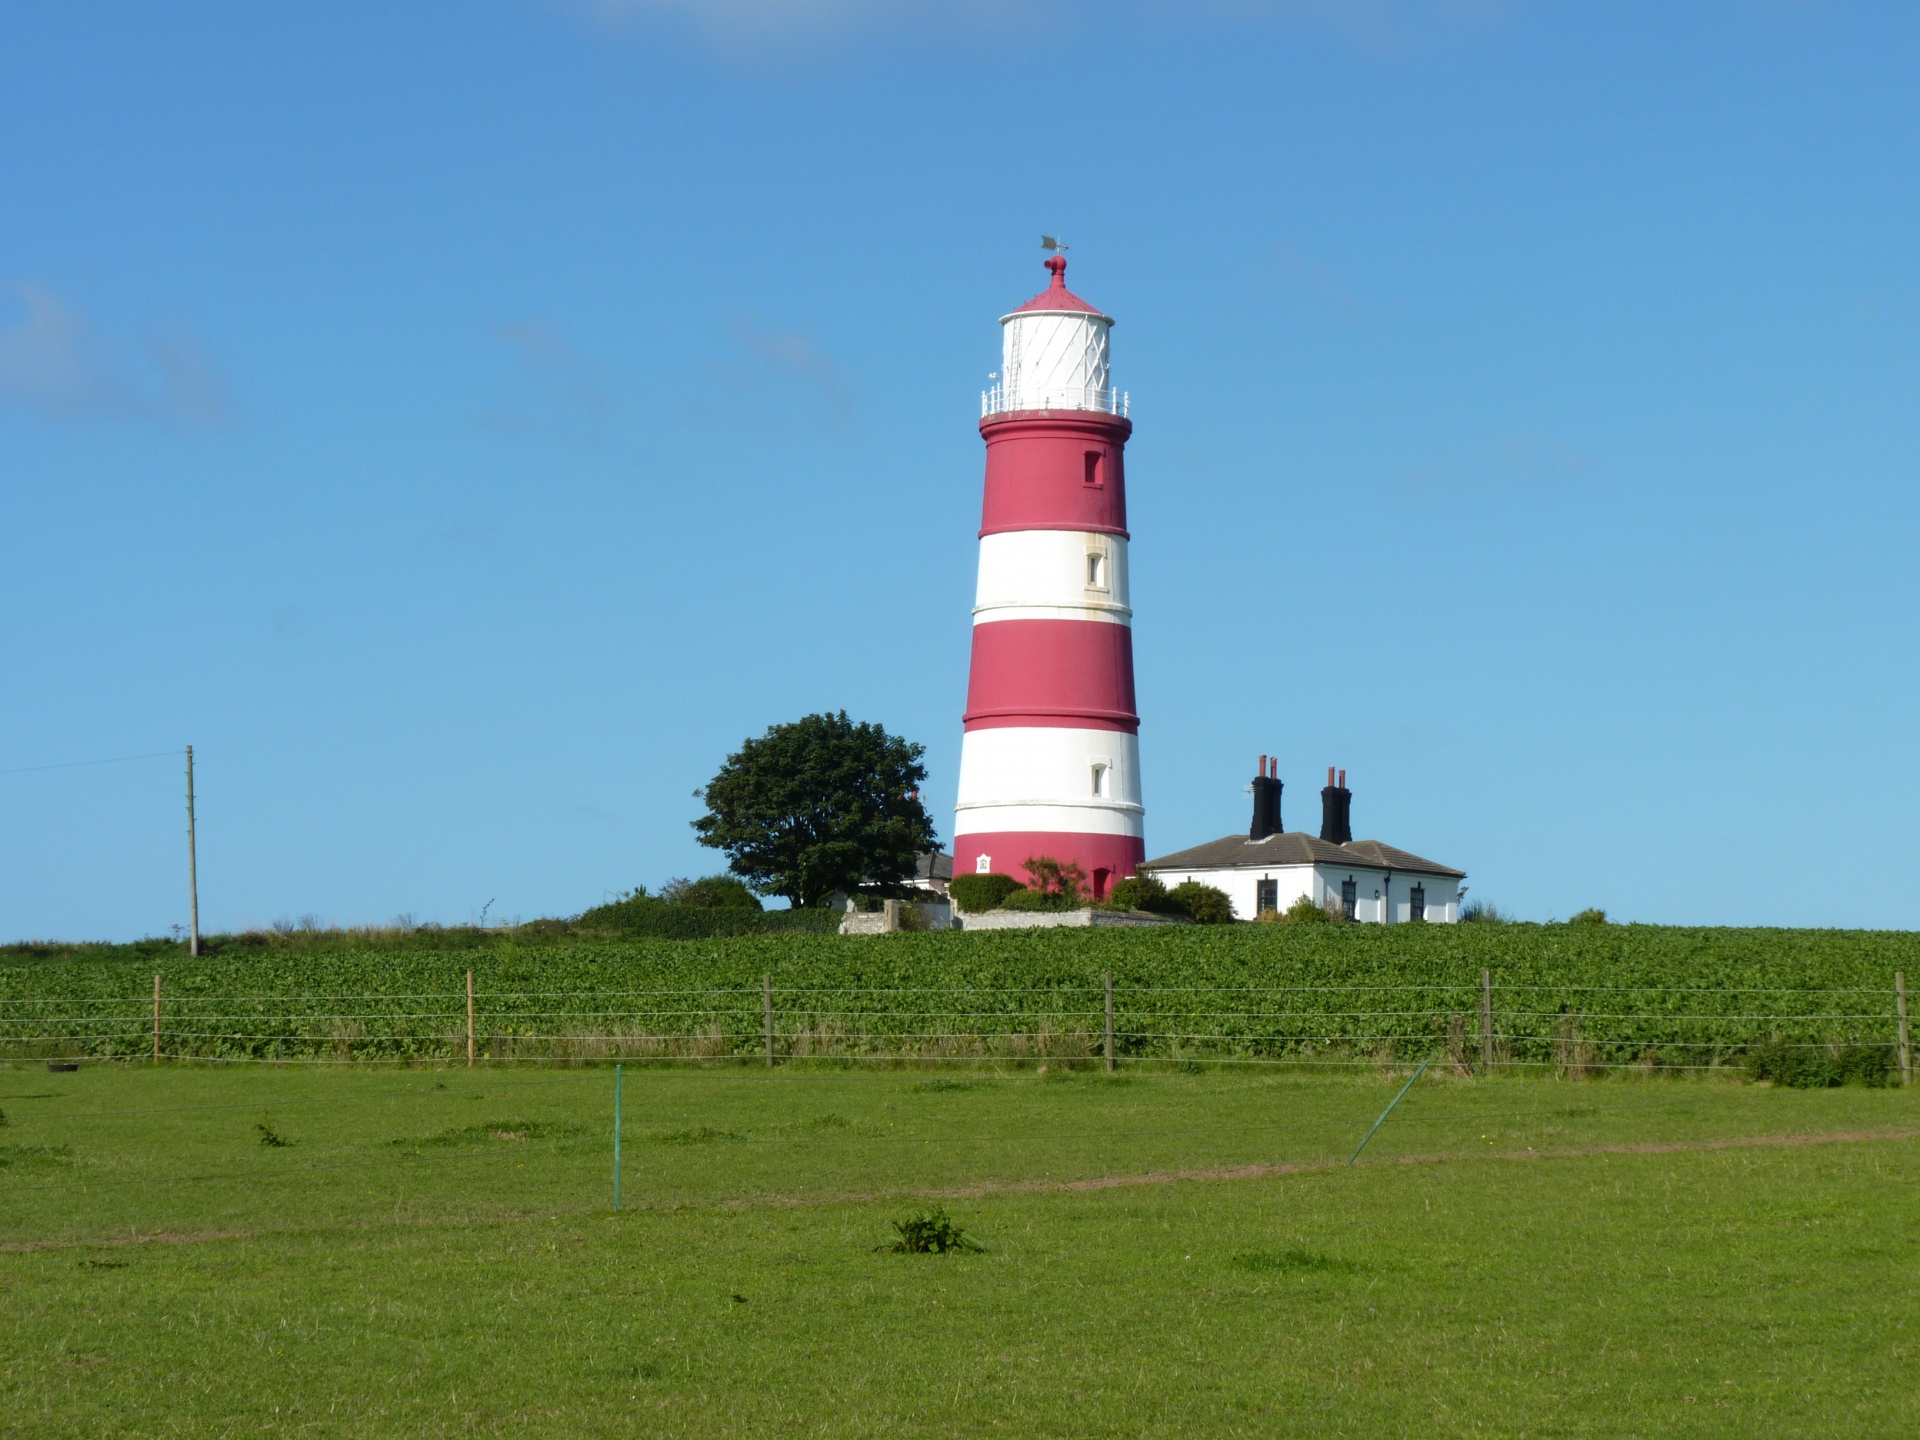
[952,832,1147,901]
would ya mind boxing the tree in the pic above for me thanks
[692,711,938,909]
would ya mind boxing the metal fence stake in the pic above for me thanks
[152,974,162,1063]
[1104,971,1115,1074]
[763,974,775,1067]
[613,1063,623,1212]
[1898,972,1912,1088]
[1479,968,1494,1075]
[466,970,475,1067]
[1349,1058,1432,1165]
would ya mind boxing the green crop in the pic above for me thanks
[0,923,1910,1070]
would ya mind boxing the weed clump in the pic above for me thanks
[399,1120,586,1147]
[653,1125,745,1146]
[1746,1041,1892,1088]
[880,1205,983,1254]
[255,1122,292,1148]
[1231,1248,1361,1276]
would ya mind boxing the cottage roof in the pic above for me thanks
[1141,831,1465,879]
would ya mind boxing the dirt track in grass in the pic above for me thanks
[792,1123,1920,1204]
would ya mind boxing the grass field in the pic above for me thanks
[3,1061,1917,1437]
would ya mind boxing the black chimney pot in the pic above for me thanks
[1319,766,1352,844]
[1249,763,1283,839]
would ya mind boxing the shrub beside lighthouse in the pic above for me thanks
[952,253,1145,900]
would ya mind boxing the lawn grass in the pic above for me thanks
[2,1063,1917,1437]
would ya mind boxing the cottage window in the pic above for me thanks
[1409,883,1426,921]
[1256,878,1278,915]
[1340,878,1358,920]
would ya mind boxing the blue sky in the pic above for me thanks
[4,0,1917,937]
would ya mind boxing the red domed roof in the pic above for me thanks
[1004,254,1111,322]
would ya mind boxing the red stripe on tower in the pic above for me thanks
[954,252,1145,900]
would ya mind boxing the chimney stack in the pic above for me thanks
[1249,757,1283,839]
[1319,766,1352,844]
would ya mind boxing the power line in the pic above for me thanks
[0,749,181,778]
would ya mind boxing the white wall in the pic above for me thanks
[954,726,1144,839]
[1143,862,1462,923]
[974,530,1130,624]
[1000,310,1111,411]
[1307,865,1460,924]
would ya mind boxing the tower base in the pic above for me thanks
[952,831,1146,902]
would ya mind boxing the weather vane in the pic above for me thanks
[1041,235,1068,253]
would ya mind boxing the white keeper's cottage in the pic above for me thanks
[1141,762,1465,923]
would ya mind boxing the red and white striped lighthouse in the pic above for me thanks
[953,253,1144,898]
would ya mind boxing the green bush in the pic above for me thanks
[1105,875,1174,913]
[573,892,837,938]
[662,876,763,910]
[948,873,1023,913]
[1274,894,1333,925]
[1570,908,1608,925]
[1167,882,1234,925]
[1022,855,1087,902]
[1000,887,1076,913]
[1461,899,1509,923]
[1746,1040,1893,1088]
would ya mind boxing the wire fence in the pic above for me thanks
[1,972,1912,1078]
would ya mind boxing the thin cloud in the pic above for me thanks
[553,0,1519,50]
[559,0,1026,44]
[1224,0,1521,53]
[730,317,857,418]
[1398,427,1592,497]
[479,318,610,436]
[1271,237,1371,330]
[0,282,230,428]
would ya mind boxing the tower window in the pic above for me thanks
[1086,552,1106,589]
[1409,883,1426,921]
[1084,451,1103,487]
[975,854,992,874]
[1091,762,1110,798]
[1256,878,1278,915]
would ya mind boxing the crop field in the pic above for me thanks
[2,1061,1917,1437]
[3,924,1916,1070]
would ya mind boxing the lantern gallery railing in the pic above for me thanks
[981,385,1130,418]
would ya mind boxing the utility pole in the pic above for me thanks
[185,745,200,957]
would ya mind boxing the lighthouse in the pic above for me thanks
[953,252,1144,899]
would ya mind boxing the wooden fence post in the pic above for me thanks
[763,974,775,1067]
[1897,971,1911,1088]
[466,970,475,1067]
[153,973,162,1063]
[1479,968,1494,1075]
[1104,971,1115,1074]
